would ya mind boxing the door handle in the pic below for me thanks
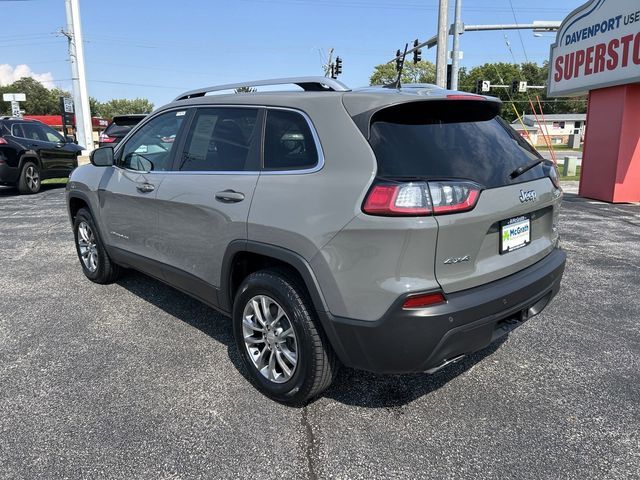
[136,182,155,193]
[215,190,245,203]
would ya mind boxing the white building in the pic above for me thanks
[511,113,586,147]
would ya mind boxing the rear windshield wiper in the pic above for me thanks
[510,158,544,180]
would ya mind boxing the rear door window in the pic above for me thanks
[369,101,545,188]
[20,123,48,142]
[179,107,259,172]
[263,109,318,171]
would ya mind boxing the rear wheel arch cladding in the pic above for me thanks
[20,153,41,170]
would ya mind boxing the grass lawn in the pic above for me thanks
[550,146,583,152]
[559,165,581,182]
[42,178,69,185]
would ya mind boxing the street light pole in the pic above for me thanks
[450,0,462,90]
[435,0,449,88]
[64,0,93,154]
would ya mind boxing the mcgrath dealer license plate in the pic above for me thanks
[500,215,531,254]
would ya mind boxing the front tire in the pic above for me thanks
[233,269,338,405]
[73,208,121,284]
[17,161,41,194]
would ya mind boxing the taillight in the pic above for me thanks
[547,163,561,189]
[0,137,8,144]
[99,133,116,143]
[363,180,481,216]
[402,291,446,309]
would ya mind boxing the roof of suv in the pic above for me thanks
[0,116,45,125]
[164,76,501,118]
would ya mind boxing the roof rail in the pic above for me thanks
[173,76,350,101]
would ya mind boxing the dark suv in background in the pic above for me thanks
[0,117,82,194]
[98,114,146,147]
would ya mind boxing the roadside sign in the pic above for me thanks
[3,93,26,102]
[10,101,22,118]
[548,0,640,97]
[481,80,491,92]
[518,81,528,93]
[62,97,74,113]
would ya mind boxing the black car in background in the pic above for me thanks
[0,117,83,194]
[98,114,146,147]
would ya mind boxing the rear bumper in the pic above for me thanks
[0,162,19,184]
[322,248,566,374]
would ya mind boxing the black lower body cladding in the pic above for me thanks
[322,248,566,374]
[0,162,19,184]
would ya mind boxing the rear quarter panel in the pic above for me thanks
[248,97,376,259]
[247,97,379,317]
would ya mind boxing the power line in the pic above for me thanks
[508,0,529,63]
[235,0,572,13]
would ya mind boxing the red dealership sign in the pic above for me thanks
[548,0,640,97]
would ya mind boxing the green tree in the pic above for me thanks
[0,77,155,119]
[369,60,436,86]
[0,77,70,115]
[89,97,154,119]
[458,61,587,121]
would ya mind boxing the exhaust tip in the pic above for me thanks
[424,354,466,374]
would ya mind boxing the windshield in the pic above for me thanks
[369,101,546,188]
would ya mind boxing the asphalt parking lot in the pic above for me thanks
[0,182,638,479]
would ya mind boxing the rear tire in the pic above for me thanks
[73,208,121,284]
[17,161,41,194]
[232,269,338,405]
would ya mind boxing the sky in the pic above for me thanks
[0,0,585,108]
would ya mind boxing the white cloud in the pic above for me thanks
[0,64,55,89]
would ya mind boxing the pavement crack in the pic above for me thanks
[301,406,318,480]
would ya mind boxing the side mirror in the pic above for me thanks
[65,135,76,144]
[90,147,114,167]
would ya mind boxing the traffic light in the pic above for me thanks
[395,49,402,72]
[413,39,422,64]
[446,64,452,89]
[334,57,343,76]
[511,80,519,94]
[476,79,484,94]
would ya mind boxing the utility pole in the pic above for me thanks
[435,0,449,88]
[450,0,462,90]
[324,48,334,78]
[64,0,93,154]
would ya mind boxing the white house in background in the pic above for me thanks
[511,113,587,147]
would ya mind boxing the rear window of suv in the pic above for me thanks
[369,101,545,188]
[105,117,145,137]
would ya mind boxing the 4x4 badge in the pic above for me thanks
[519,189,537,203]
[444,255,470,265]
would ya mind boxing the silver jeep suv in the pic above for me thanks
[66,77,566,404]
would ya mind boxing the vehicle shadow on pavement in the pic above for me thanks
[116,271,248,377]
[117,270,507,408]
[324,338,506,408]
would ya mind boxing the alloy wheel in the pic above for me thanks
[25,165,40,192]
[242,295,298,383]
[77,221,98,272]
